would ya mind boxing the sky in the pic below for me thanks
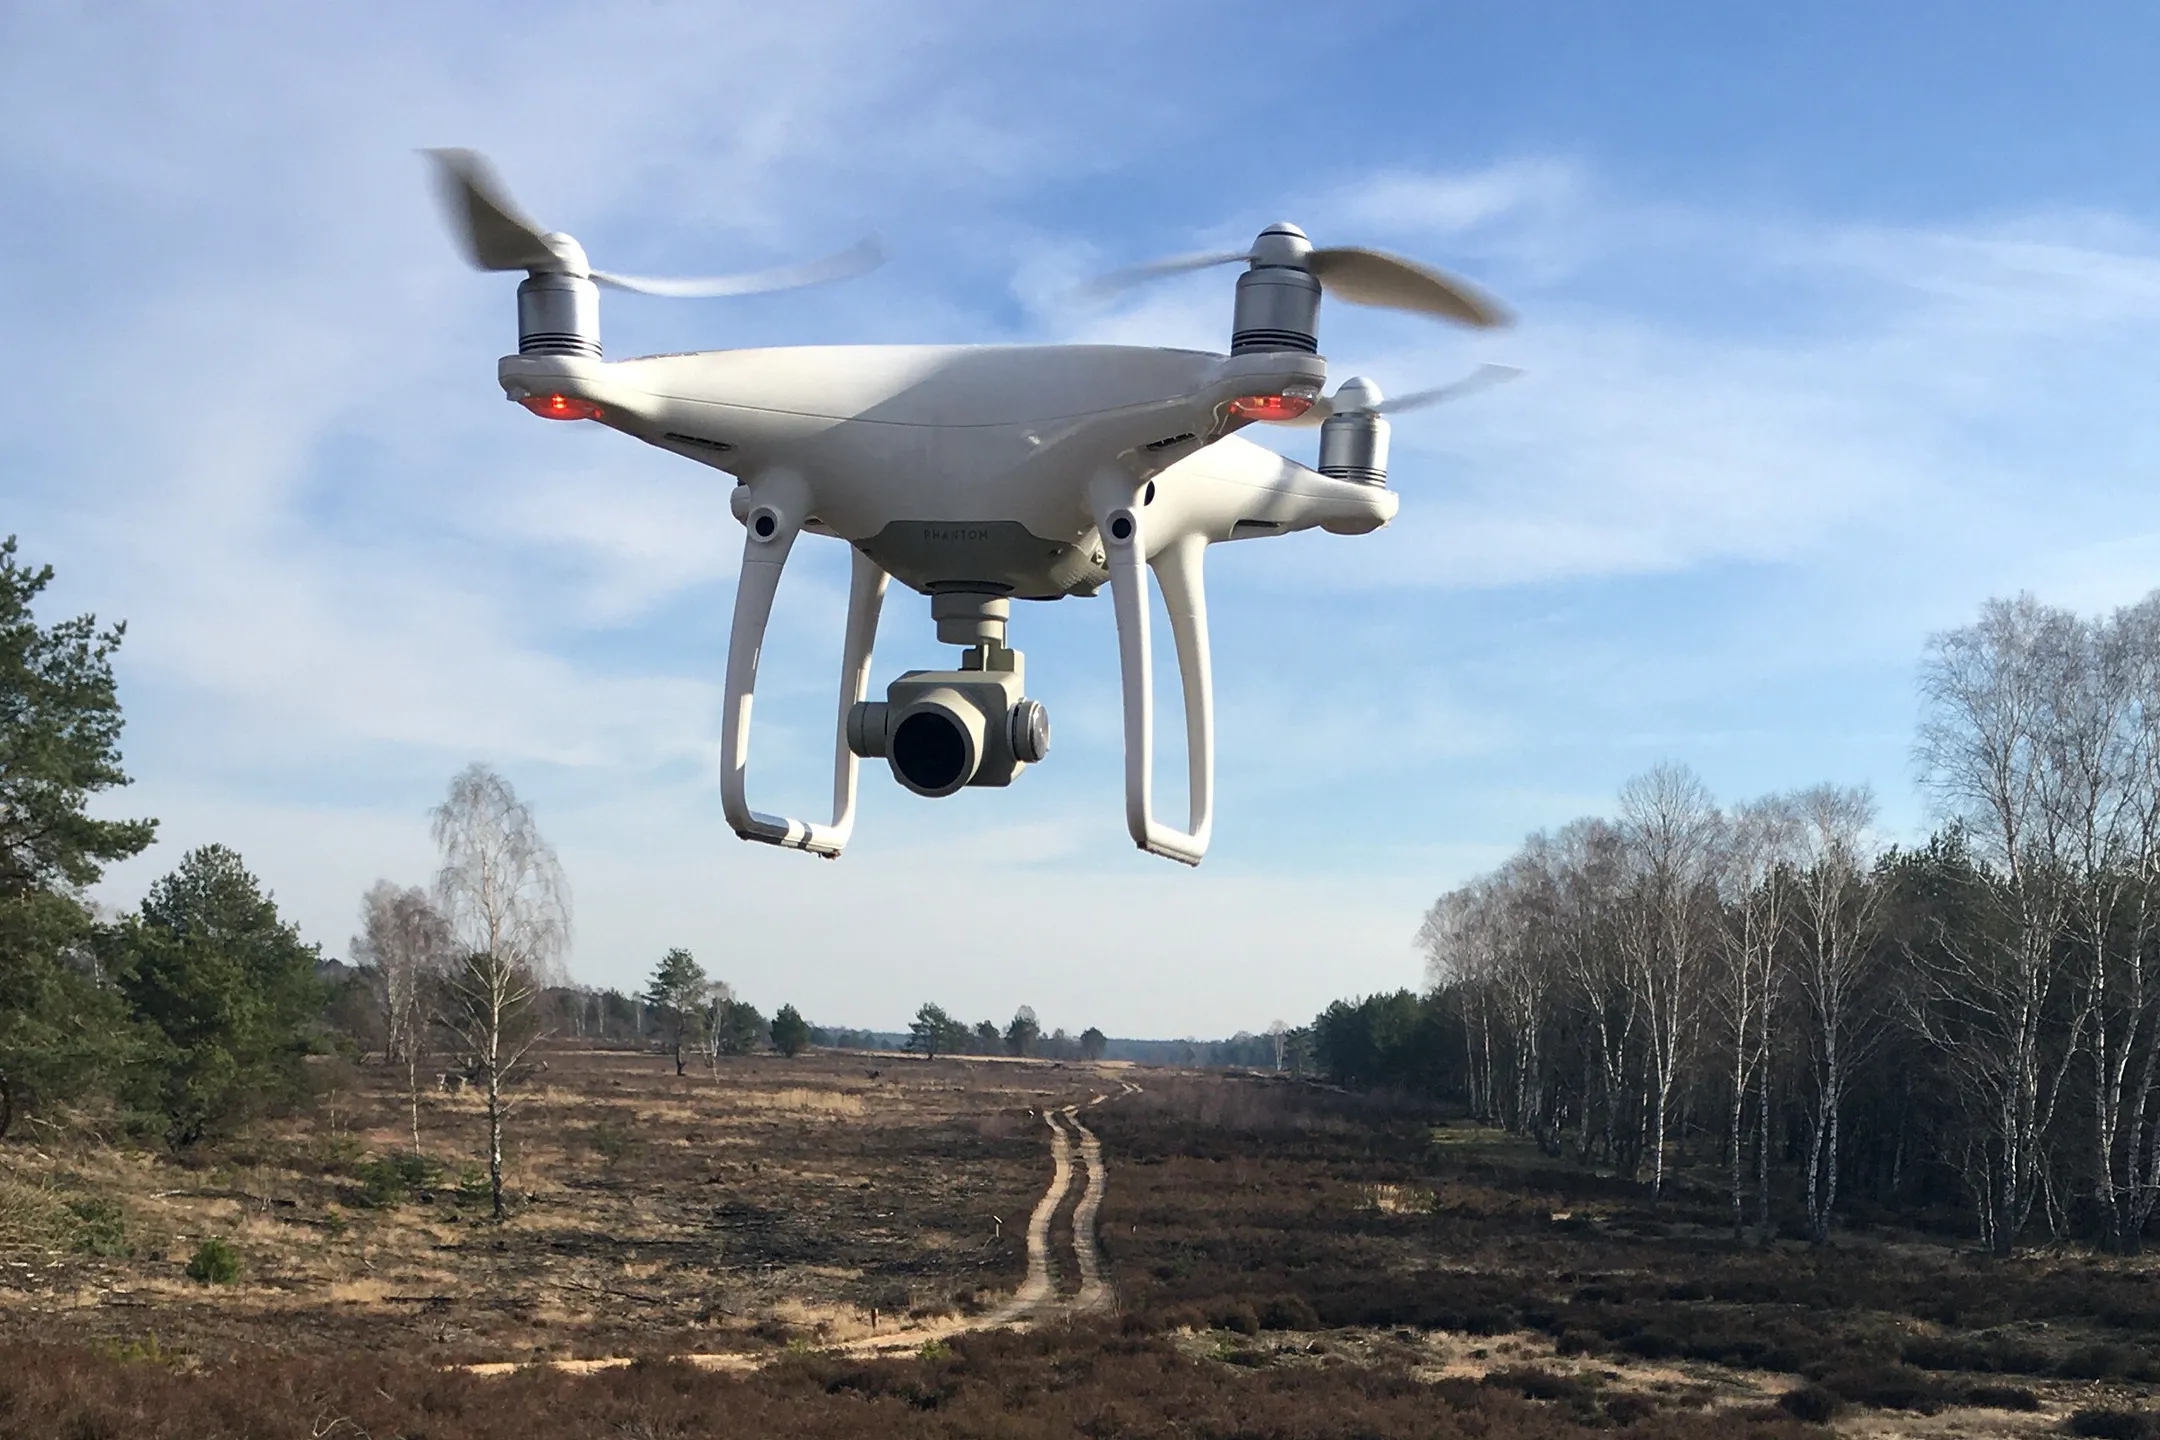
[5,3,2160,1037]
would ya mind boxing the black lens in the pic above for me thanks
[891,709,969,794]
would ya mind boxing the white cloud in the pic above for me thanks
[21,11,2160,1034]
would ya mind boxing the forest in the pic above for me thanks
[1306,593,2160,1257]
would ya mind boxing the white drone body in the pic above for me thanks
[429,151,1513,866]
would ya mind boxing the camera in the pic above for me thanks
[846,592,1050,796]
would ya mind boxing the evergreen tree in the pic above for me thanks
[708,997,766,1056]
[1004,1005,1041,1057]
[1079,1026,1108,1061]
[115,845,321,1146]
[643,947,708,1075]
[907,1003,966,1059]
[0,536,156,1136]
[769,1003,810,1058]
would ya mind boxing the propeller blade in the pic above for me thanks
[1077,249,1252,301]
[1307,248,1510,328]
[423,148,558,272]
[1376,363,1524,415]
[590,235,885,298]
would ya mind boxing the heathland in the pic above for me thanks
[5,1047,2160,1438]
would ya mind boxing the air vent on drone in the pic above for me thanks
[664,432,734,453]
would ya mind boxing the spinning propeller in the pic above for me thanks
[1090,222,1509,329]
[424,148,880,358]
[1296,364,1524,425]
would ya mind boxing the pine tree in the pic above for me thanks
[0,536,156,1136]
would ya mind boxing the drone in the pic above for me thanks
[426,150,1514,865]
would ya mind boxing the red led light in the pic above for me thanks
[1226,392,1314,423]
[521,393,604,422]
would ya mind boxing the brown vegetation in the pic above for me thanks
[0,1045,1064,1365]
[10,1055,2160,1435]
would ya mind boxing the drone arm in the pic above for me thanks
[1092,475,1215,866]
[721,474,886,858]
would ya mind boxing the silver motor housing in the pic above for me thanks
[517,272,601,357]
[1318,411,1390,485]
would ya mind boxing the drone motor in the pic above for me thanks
[518,267,601,358]
[1316,377,1389,485]
[1231,223,1323,355]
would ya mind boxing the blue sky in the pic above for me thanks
[5,3,2160,1036]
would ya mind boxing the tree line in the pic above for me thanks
[0,536,826,1222]
[1307,593,2160,1257]
[0,537,320,1149]
[904,1002,1107,1061]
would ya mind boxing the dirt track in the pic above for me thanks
[467,1080,1127,1374]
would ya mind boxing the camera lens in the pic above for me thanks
[891,708,971,795]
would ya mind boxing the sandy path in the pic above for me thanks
[983,1108,1076,1324]
[1063,1105,1111,1312]
[467,1087,1124,1374]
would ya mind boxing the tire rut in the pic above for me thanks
[463,1079,1138,1372]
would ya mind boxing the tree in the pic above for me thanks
[973,1019,1000,1052]
[1080,1026,1108,1061]
[116,845,321,1147]
[770,1004,810,1058]
[1713,795,1797,1240]
[1916,597,2081,1254]
[644,948,708,1076]
[1789,784,1887,1243]
[0,536,156,1136]
[1004,1005,1041,1057]
[1610,764,1724,1203]
[907,1003,965,1059]
[707,996,766,1057]
[431,765,570,1220]
[351,881,451,1148]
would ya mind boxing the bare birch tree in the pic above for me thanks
[1789,783,1886,1242]
[1547,819,1631,1169]
[1715,794,1797,1239]
[351,880,453,1149]
[1617,763,1723,1203]
[1916,595,2081,1254]
[2050,598,2160,1251]
[430,764,571,1221]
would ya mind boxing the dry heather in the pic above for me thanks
[9,1055,2160,1437]
[0,1046,1091,1364]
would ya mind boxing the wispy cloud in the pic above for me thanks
[13,12,2160,1024]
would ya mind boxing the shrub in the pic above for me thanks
[65,1197,132,1258]
[1257,1294,1319,1331]
[1816,1362,1949,1413]
[1777,1385,1842,1423]
[183,1237,239,1285]
[2059,1343,2160,1382]
[1208,1302,1260,1336]
[1903,1333,2052,1374]
[1602,1392,1659,1425]
[1961,1383,2040,1412]
[355,1152,441,1207]
[2067,1410,2160,1440]
[585,1121,641,1168]
[1481,1366,1597,1405]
